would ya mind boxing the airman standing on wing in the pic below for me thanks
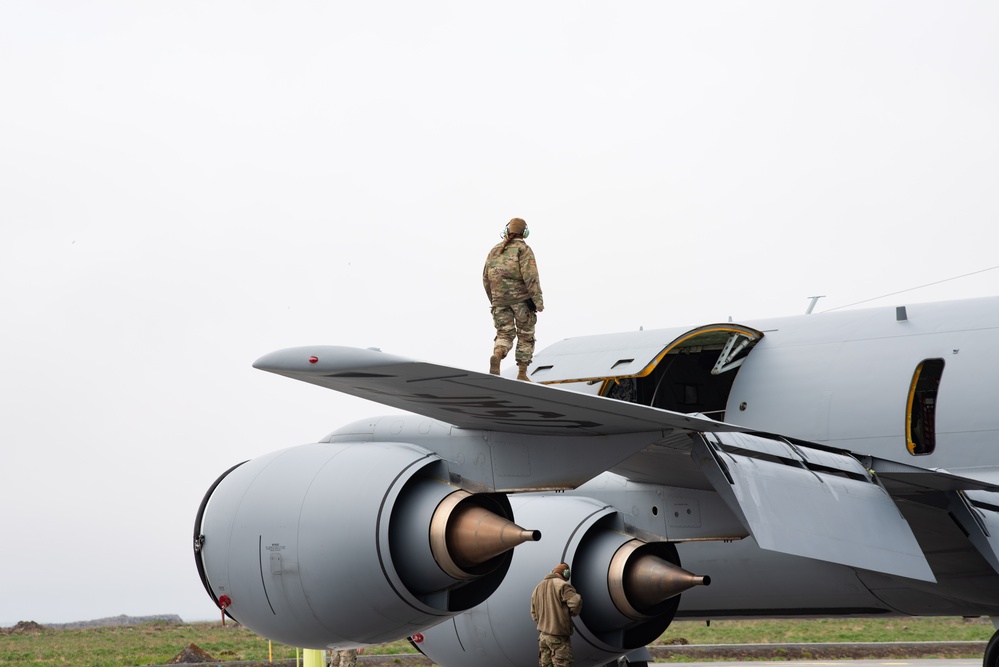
[483,217,544,381]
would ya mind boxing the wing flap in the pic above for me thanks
[865,459,999,577]
[692,432,936,582]
[868,458,999,493]
[948,491,999,574]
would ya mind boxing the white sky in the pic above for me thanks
[2,1,998,626]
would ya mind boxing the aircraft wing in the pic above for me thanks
[253,345,999,583]
[253,346,751,436]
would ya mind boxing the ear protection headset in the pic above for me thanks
[553,565,570,580]
[502,223,530,238]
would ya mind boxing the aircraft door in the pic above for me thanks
[907,358,944,455]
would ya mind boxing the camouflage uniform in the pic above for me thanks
[530,566,582,667]
[483,237,544,365]
[328,649,357,667]
[538,632,573,667]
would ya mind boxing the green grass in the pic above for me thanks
[657,616,995,645]
[0,616,994,667]
[0,621,305,667]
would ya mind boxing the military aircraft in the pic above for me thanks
[194,295,999,667]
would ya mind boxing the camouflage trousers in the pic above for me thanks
[491,301,537,364]
[329,649,357,667]
[538,632,573,667]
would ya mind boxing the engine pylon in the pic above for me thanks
[430,491,541,579]
[610,540,710,619]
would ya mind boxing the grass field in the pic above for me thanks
[1,616,994,667]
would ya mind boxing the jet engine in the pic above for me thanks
[193,440,539,648]
[417,493,709,667]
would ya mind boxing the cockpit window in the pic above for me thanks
[906,358,944,455]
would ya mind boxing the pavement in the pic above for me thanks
[645,641,987,662]
[673,662,981,667]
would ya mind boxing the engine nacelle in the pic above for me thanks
[193,441,539,648]
[417,493,709,667]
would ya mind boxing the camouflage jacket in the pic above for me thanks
[482,238,544,309]
[530,573,582,636]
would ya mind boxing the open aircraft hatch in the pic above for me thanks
[530,324,763,421]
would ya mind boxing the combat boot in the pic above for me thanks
[516,362,531,382]
[489,347,506,375]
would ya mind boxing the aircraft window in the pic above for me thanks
[906,358,944,456]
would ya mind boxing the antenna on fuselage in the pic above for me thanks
[805,295,825,314]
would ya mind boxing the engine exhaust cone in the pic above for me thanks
[448,504,541,568]
[431,491,541,579]
[625,553,710,611]
[609,540,710,620]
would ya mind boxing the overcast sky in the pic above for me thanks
[2,1,999,627]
